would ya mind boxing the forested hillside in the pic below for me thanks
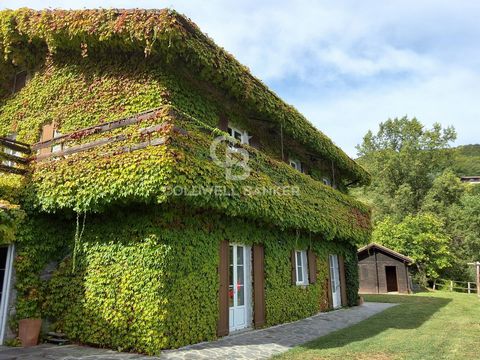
[453,144,480,175]
[354,117,480,284]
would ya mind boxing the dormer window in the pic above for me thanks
[289,159,302,172]
[11,71,27,94]
[228,126,250,146]
[322,177,332,186]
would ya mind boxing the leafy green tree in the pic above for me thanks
[422,169,465,217]
[448,192,480,263]
[373,214,451,286]
[356,117,457,221]
[420,171,480,280]
[452,144,480,176]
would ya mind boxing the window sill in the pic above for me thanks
[295,283,309,288]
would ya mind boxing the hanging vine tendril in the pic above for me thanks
[72,211,87,273]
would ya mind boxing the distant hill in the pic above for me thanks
[453,144,480,176]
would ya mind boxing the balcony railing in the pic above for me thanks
[0,137,31,175]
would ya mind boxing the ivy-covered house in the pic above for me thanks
[0,9,371,354]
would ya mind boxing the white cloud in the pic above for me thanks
[294,67,480,156]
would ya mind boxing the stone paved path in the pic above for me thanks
[0,302,395,360]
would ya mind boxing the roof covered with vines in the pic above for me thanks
[27,106,371,244]
[0,8,370,185]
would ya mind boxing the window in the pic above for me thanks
[228,126,250,146]
[51,129,63,153]
[11,71,27,94]
[295,250,309,285]
[289,159,302,172]
[322,177,331,186]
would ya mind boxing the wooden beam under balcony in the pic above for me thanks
[0,151,29,165]
[0,164,27,175]
[0,137,31,154]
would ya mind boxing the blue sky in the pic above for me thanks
[2,1,480,156]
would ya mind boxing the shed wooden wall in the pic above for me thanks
[358,249,410,294]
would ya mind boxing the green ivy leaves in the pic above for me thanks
[19,206,358,354]
[0,8,369,184]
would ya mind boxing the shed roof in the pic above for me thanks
[358,243,413,264]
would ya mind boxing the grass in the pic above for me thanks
[274,291,480,360]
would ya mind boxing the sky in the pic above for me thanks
[2,1,480,157]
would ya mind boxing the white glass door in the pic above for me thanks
[229,244,251,332]
[0,245,14,345]
[329,254,342,309]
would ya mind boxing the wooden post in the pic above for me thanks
[477,264,479,297]
[433,280,436,291]
[467,262,480,297]
[450,280,453,292]
[468,282,471,294]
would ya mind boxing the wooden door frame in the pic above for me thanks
[385,265,399,292]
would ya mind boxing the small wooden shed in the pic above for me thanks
[358,243,413,294]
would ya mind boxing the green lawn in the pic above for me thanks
[275,291,480,360]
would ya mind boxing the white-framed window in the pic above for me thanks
[289,159,302,172]
[322,177,332,186]
[228,126,250,146]
[51,129,63,153]
[295,250,309,286]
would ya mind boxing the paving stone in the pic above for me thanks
[0,303,395,360]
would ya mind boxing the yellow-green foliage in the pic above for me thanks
[16,205,356,354]
[0,55,370,243]
[0,200,24,245]
[0,56,172,143]
[0,174,26,245]
[27,109,371,243]
[0,8,369,184]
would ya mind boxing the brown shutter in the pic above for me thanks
[39,123,54,156]
[253,244,266,328]
[218,115,229,132]
[217,240,229,337]
[326,256,333,309]
[339,255,348,307]
[308,248,317,284]
[291,250,296,285]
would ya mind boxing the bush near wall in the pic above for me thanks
[14,204,358,354]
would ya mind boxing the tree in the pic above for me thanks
[356,117,457,222]
[373,214,451,286]
[422,169,465,218]
[420,171,480,280]
[452,144,480,176]
[448,192,480,263]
